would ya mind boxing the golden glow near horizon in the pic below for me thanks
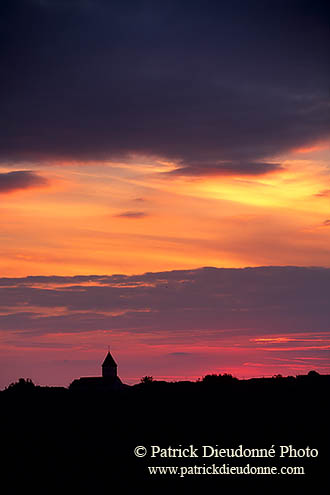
[1,145,330,277]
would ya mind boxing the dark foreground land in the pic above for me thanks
[1,373,329,493]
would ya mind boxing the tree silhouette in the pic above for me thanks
[6,378,35,392]
[140,375,154,384]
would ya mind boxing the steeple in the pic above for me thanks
[102,349,118,379]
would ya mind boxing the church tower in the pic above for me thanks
[102,349,118,379]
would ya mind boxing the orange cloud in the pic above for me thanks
[0,153,329,277]
[294,144,327,154]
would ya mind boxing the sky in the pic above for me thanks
[0,0,330,387]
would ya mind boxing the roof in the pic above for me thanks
[69,377,104,390]
[69,376,125,390]
[102,351,117,368]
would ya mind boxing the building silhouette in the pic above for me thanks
[69,349,125,391]
[102,350,118,379]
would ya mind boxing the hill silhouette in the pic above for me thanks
[1,372,329,493]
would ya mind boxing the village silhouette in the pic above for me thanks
[3,347,329,393]
[1,350,329,491]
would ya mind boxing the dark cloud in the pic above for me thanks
[0,0,329,175]
[114,211,147,218]
[1,266,330,335]
[166,161,283,177]
[169,352,192,356]
[323,219,330,226]
[0,171,48,193]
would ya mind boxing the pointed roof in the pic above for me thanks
[102,350,117,368]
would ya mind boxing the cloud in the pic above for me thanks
[1,266,329,385]
[322,219,330,226]
[0,1,329,172]
[165,161,283,177]
[1,266,330,336]
[114,211,148,218]
[1,266,330,387]
[169,352,192,356]
[0,171,48,193]
[315,190,330,197]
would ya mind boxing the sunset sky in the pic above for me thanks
[1,0,330,388]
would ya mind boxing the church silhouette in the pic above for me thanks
[69,349,126,391]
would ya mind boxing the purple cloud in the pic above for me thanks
[0,1,329,172]
[165,161,283,177]
[0,171,48,193]
[1,266,330,336]
[114,211,148,219]
[1,267,329,387]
